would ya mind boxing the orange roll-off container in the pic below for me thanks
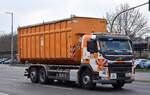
[18,16,107,65]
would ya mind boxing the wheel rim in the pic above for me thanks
[82,75,90,85]
[40,70,45,82]
[30,71,36,80]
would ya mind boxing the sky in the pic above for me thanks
[0,0,150,35]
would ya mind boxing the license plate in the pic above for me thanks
[110,73,117,79]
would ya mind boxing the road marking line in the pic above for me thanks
[0,92,9,95]
[41,85,73,91]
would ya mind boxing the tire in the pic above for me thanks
[39,68,49,84]
[146,65,150,70]
[147,66,150,69]
[136,64,140,69]
[30,68,38,83]
[112,83,124,89]
[80,69,96,89]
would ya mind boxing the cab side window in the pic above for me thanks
[87,39,98,53]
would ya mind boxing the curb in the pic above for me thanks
[9,64,29,67]
[135,78,150,82]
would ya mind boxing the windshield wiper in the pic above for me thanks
[102,49,132,55]
[103,49,117,54]
[105,49,115,52]
[120,49,132,52]
[119,49,132,54]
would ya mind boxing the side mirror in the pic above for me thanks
[87,39,98,53]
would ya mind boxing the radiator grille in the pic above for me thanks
[109,67,132,73]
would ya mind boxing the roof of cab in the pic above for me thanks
[94,33,130,40]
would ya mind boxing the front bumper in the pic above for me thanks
[92,71,135,84]
[93,78,134,84]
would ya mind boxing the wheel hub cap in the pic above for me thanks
[83,75,90,84]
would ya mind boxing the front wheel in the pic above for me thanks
[80,69,96,89]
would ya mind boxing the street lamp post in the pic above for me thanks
[110,2,149,33]
[5,12,14,61]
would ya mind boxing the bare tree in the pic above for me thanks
[106,4,149,40]
[138,28,150,37]
[0,32,17,51]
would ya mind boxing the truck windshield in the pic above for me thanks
[99,40,132,55]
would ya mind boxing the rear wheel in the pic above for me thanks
[80,69,96,89]
[146,65,150,69]
[39,68,49,84]
[30,68,38,83]
[112,83,124,89]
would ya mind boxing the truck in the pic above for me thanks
[18,16,135,89]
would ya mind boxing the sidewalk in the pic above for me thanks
[135,72,150,82]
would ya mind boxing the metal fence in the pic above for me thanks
[134,50,150,59]
[0,51,17,58]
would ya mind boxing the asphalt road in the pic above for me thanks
[135,72,150,82]
[0,64,150,95]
